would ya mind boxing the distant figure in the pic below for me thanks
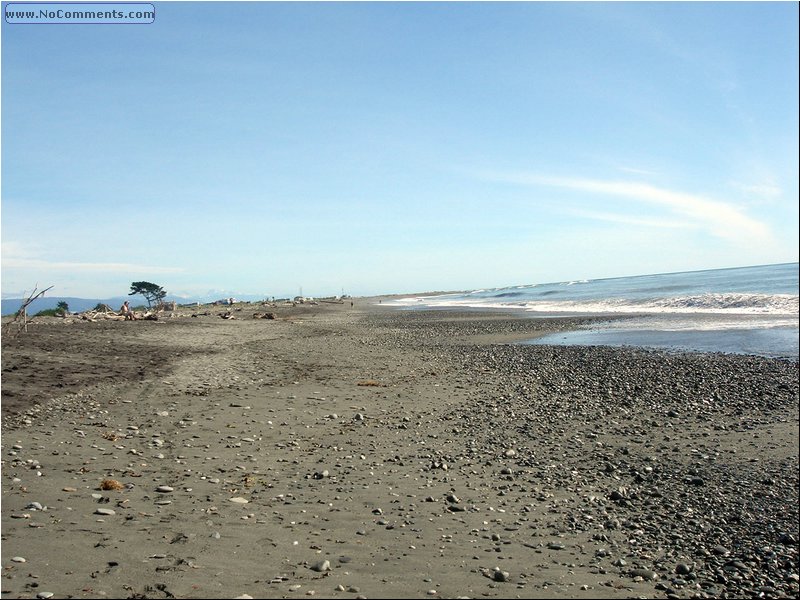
[121,301,136,320]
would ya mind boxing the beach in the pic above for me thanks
[1,301,798,600]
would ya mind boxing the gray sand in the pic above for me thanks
[2,301,797,599]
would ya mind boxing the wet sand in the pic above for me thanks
[1,301,797,599]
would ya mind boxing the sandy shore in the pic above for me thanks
[1,301,798,599]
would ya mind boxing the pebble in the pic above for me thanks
[10,556,26,563]
[310,560,331,572]
[630,568,658,581]
[230,497,249,504]
[492,568,510,582]
[95,508,116,516]
[676,563,692,575]
[156,485,174,492]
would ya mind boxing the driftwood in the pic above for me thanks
[79,309,125,322]
[3,285,54,335]
[253,312,277,320]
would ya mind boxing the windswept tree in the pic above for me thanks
[129,281,167,309]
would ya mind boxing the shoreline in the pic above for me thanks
[2,302,798,599]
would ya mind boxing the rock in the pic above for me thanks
[630,568,658,581]
[156,485,174,493]
[310,559,331,572]
[95,508,116,516]
[10,556,26,563]
[492,568,510,582]
[610,489,627,501]
[229,497,249,504]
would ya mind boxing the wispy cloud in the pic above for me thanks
[616,166,660,177]
[567,208,699,230]
[2,257,184,274]
[482,172,771,242]
[2,241,184,274]
[730,181,783,202]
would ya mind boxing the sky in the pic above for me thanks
[1,1,798,300]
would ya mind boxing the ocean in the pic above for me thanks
[390,263,799,358]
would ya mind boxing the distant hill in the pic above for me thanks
[1,296,131,316]
[1,292,285,316]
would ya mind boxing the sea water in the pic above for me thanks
[391,263,799,358]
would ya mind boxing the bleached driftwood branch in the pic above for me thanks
[4,284,54,335]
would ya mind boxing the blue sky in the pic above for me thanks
[2,1,798,299]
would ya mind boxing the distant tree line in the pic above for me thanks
[35,300,70,317]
